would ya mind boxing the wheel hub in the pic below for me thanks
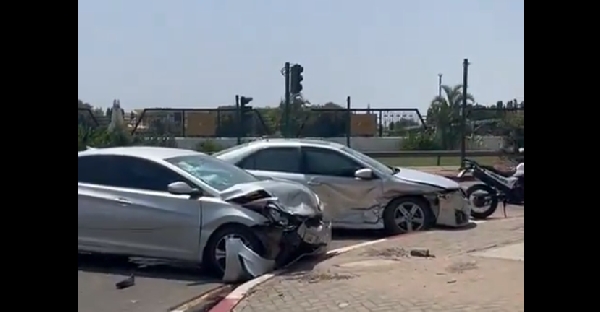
[473,196,486,207]
[394,202,425,232]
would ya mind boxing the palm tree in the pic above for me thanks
[426,84,475,149]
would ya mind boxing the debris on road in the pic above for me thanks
[115,274,135,289]
[410,248,434,258]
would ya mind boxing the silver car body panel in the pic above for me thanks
[216,139,471,229]
[78,146,330,283]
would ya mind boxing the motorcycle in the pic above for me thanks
[458,150,524,219]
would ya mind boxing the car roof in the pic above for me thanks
[242,138,346,149]
[78,146,204,161]
[214,138,347,163]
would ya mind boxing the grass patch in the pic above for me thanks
[375,156,499,167]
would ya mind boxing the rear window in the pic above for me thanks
[212,143,250,157]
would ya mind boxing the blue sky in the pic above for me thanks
[78,0,524,112]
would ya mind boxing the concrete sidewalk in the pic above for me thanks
[233,218,524,312]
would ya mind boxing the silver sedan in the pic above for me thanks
[78,146,331,281]
[216,139,471,235]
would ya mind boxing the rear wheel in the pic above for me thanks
[203,225,265,278]
[383,196,435,235]
[466,184,498,219]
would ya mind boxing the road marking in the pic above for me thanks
[326,238,388,256]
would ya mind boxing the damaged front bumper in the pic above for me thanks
[433,189,472,227]
[222,216,332,283]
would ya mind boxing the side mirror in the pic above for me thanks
[355,168,374,180]
[168,182,201,196]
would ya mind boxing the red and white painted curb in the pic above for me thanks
[207,219,487,312]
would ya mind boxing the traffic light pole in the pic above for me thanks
[283,62,291,137]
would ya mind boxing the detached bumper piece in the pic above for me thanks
[454,210,469,225]
[222,218,332,283]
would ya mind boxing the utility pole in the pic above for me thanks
[283,62,291,137]
[438,73,443,98]
[460,59,470,165]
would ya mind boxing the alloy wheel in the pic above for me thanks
[394,202,426,232]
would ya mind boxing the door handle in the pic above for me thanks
[115,198,132,205]
[307,180,322,186]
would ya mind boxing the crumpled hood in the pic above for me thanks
[393,167,460,190]
[220,179,321,216]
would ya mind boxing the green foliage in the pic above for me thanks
[401,131,441,151]
[194,140,223,154]
[77,124,180,151]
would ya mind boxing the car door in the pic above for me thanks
[300,147,384,224]
[78,155,202,261]
[78,155,123,254]
[238,147,304,183]
[108,156,203,261]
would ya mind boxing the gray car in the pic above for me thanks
[215,139,471,235]
[78,146,331,280]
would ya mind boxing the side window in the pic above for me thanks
[303,148,362,177]
[237,155,256,170]
[78,155,113,185]
[111,156,185,192]
[242,148,301,173]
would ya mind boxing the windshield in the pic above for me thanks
[342,147,395,176]
[165,155,257,191]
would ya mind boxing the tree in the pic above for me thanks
[426,84,475,149]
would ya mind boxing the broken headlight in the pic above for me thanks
[267,205,289,226]
[265,202,305,231]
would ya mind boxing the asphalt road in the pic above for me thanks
[78,182,523,312]
[78,254,223,312]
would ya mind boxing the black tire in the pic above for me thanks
[203,225,265,278]
[466,184,498,220]
[383,196,435,236]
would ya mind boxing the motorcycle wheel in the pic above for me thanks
[466,184,498,220]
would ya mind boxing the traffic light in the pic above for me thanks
[240,96,253,111]
[290,64,303,94]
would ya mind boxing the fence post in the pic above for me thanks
[235,95,241,145]
[460,59,470,165]
[346,96,351,147]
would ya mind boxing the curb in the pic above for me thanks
[208,235,415,312]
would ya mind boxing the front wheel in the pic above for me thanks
[466,184,498,219]
[383,196,435,235]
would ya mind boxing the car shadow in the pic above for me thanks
[78,253,220,286]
